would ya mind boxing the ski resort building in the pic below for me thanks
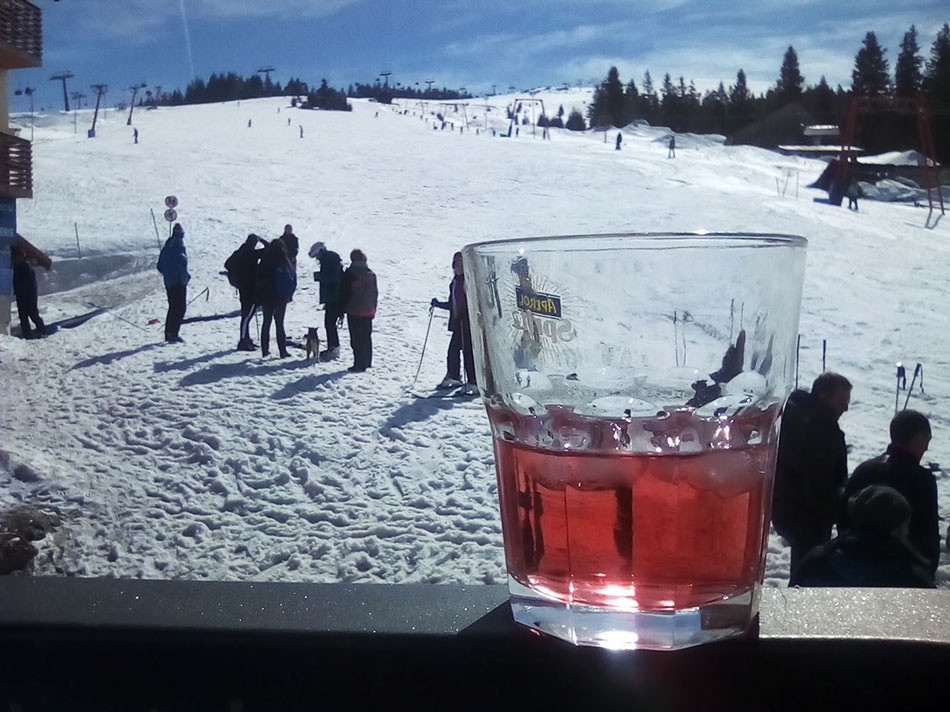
[0,0,41,334]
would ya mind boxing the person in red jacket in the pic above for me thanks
[340,249,378,373]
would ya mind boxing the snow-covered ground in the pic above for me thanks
[1,90,947,589]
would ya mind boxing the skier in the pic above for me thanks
[340,249,377,373]
[299,124,303,138]
[430,251,477,395]
[256,238,296,358]
[288,117,291,126]
[133,127,139,144]
[308,241,344,361]
[668,135,676,158]
[616,132,622,150]
[278,224,299,269]
[225,233,266,351]
[10,245,47,339]
[846,179,862,211]
[156,223,190,343]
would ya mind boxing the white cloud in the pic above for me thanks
[190,0,361,20]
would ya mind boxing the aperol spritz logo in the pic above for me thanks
[515,287,561,319]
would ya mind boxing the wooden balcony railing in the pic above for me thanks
[0,0,41,68]
[0,130,31,198]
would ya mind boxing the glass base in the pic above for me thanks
[508,577,759,650]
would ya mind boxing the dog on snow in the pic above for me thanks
[305,327,321,366]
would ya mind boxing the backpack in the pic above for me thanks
[224,250,241,288]
[273,257,297,303]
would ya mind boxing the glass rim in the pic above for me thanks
[464,231,807,251]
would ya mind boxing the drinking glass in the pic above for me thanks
[462,232,807,650]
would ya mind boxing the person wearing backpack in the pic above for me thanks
[340,248,378,372]
[156,223,190,343]
[256,238,296,358]
[225,233,266,351]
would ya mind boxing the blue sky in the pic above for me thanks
[12,0,948,112]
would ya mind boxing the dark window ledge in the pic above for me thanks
[0,578,948,708]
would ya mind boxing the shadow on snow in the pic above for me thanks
[179,357,311,387]
[271,371,346,400]
[379,396,467,440]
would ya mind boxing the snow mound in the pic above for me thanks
[859,150,937,167]
[859,179,950,203]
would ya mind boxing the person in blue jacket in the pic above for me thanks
[156,223,190,343]
[256,238,296,358]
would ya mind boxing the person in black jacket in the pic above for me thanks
[278,224,299,269]
[791,484,934,589]
[255,238,296,358]
[225,234,266,351]
[10,245,47,339]
[430,251,477,395]
[308,241,344,361]
[340,249,378,373]
[772,372,852,577]
[839,410,937,577]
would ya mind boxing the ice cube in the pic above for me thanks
[555,426,590,450]
[574,395,659,418]
[507,391,541,415]
[685,448,762,496]
[723,370,768,397]
[694,393,755,419]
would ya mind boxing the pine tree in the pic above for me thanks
[640,70,659,121]
[814,75,836,117]
[923,23,950,104]
[852,31,890,96]
[728,69,753,131]
[895,25,923,97]
[565,108,586,131]
[624,79,639,122]
[776,46,804,105]
[587,66,626,127]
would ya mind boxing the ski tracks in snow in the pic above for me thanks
[2,289,504,584]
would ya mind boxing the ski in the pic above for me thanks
[410,388,479,400]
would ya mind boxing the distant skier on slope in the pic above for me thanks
[430,251,477,395]
[616,132,622,150]
[668,135,676,158]
[846,179,862,211]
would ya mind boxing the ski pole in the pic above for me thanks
[903,363,923,411]
[88,302,149,332]
[895,362,907,415]
[187,286,209,306]
[150,208,161,248]
[409,306,435,392]
[795,334,801,389]
[822,339,827,372]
